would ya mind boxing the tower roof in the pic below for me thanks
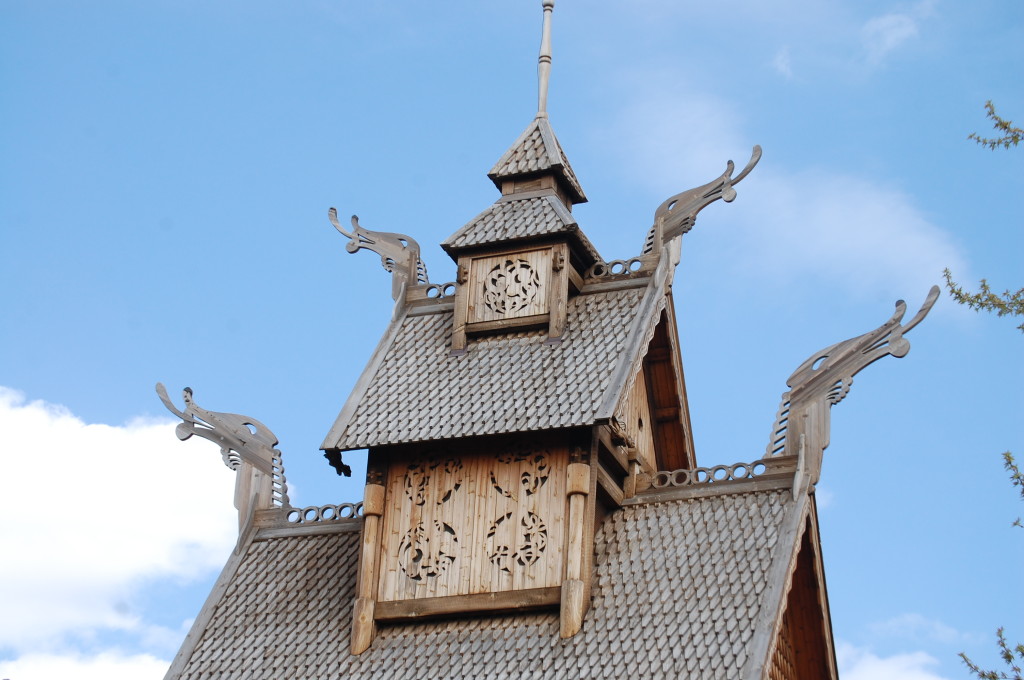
[486,115,587,204]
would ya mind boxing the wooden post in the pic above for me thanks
[351,481,385,654]
[560,460,590,638]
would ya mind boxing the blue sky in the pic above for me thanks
[1,1,1021,678]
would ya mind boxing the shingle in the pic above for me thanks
[175,489,793,680]
[329,287,645,451]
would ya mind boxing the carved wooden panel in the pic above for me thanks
[377,442,567,603]
[467,248,551,325]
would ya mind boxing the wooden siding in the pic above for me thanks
[620,366,656,471]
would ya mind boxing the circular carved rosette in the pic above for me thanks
[482,258,540,315]
[398,520,458,582]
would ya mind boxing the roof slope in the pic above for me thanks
[324,285,660,451]
[487,116,586,204]
[441,193,600,264]
[170,488,802,680]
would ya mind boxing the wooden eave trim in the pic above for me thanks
[662,294,697,469]
[163,525,259,680]
[374,586,560,622]
[808,495,841,679]
[594,252,671,423]
[254,519,363,541]
[578,276,652,294]
[321,307,411,451]
[623,473,795,505]
[739,488,813,680]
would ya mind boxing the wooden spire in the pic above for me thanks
[537,0,554,118]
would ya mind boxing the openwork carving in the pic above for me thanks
[424,282,457,299]
[585,257,645,279]
[491,452,550,499]
[487,511,548,572]
[644,145,762,254]
[483,258,541,314]
[399,520,458,581]
[328,208,429,301]
[650,460,769,489]
[764,286,940,482]
[286,502,363,524]
[404,457,463,506]
[155,383,290,507]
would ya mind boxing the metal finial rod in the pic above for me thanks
[537,0,554,117]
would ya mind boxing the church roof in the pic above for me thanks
[486,115,587,204]
[323,274,665,452]
[167,484,814,680]
[440,193,601,264]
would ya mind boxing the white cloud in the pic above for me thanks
[726,168,965,301]
[838,642,952,680]
[869,613,969,645]
[0,651,169,680]
[861,0,936,65]
[0,387,236,652]
[599,80,966,302]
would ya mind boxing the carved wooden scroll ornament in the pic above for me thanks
[328,208,429,301]
[766,285,940,485]
[156,383,290,529]
[645,145,762,253]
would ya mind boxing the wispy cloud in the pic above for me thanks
[773,46,795,79]
[0,387,236,654]
[597,77,966,301]
[838,642,953,680]
[861,0,936,65]
[869,613,972,645]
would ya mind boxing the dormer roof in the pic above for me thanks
[487,115,587,204]
[441,192,601,265]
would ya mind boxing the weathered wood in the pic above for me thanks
[465,313,549,335]
[451,258,470,352]
[547,242,569,341]
[374,586,560,622]
[595,462,624,507]
[254,520,362,541]
[467,247,552,325]
[623,473,795,505]
[594,425,629,476]
[350,597,375,655]
[559,579,585,638]
[377,440,567,604]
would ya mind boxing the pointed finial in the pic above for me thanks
[537,0,554,117]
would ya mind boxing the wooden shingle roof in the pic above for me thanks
[487,115,587,204]
[441,193,601,264]
[169,486,814,680]
[323,280,665,452]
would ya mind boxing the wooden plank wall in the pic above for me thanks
[620,368,657,472]
[377,441,567,603]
